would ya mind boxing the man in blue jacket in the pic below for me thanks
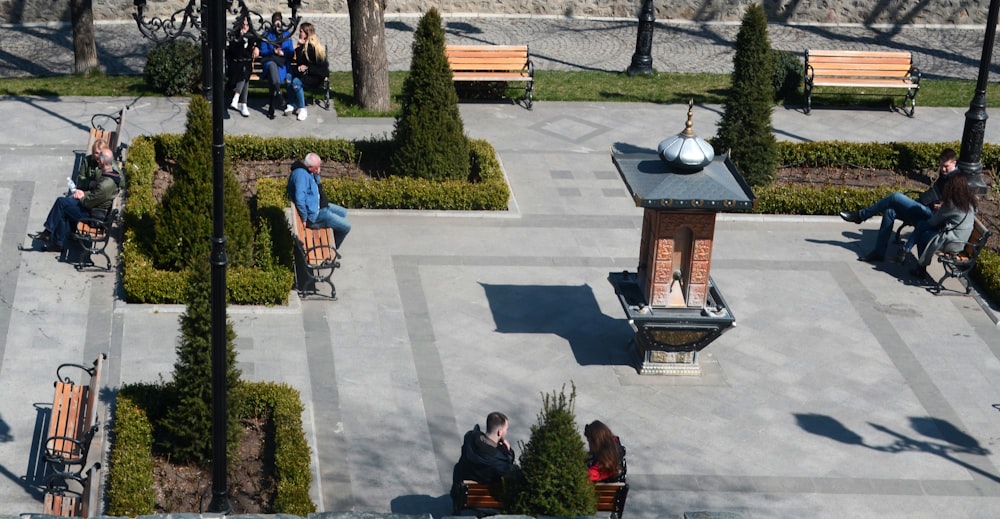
[287,152,351,248]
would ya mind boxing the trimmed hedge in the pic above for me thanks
[122,135,509,304]
[108,381,315,515]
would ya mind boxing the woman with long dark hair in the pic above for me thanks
[584,420,626,483]
[906,175,977,279]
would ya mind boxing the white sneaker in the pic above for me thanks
[239,103,250,117]
[284,104,296,115]
[296,107,308,121]
[230,94,239,111]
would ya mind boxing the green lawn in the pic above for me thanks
[1,70,996,117]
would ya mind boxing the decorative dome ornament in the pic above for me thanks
[657,99,715,172]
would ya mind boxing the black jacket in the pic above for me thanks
[451,424,516,486]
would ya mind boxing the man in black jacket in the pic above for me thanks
[451,412,517,504]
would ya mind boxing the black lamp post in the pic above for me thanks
[957,0,999,194]
[132,0,300,513]
[627,0,656,76]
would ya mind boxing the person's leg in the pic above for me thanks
[264,61,285,116]
[48,197,88,248]
[235,78,249,104]
[291,77,306,109]
[309,205,351,248]
[859,192,921,221]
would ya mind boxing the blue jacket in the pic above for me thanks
[259,29,295,83]
[287,163,320,223]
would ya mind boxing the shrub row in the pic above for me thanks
[107,381,315,515]
[122,135,509,304]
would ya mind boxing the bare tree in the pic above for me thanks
[69,0,100,74]
[347,0,389,110]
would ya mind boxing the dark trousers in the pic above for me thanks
[44,196,88,248]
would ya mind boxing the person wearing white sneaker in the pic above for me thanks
[286,23,329,122]
[226,15,255,116]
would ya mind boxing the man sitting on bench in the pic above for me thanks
[450,411,519,506]
[29,147,121,253]
[287,152,351,248]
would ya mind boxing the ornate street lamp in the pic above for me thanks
[957,0,999,195]
[627,0,656,76]
[132,0,301,513]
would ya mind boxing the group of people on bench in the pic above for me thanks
[449,412,626,507]
[227,11,330,121]
[840,147,978,279]
[29,140,122,253]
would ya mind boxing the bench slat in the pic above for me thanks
[810,78,916,88]
[444,44,534,108]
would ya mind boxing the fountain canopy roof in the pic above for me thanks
[611,144,756,211]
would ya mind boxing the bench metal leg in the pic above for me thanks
[901,88,917,117]
[525,80,534,110]
[804,82,813,114]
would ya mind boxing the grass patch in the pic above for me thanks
[2,70,997,116]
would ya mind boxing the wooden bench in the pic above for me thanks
[250,58,331,110]
[288,205,340,299]
[45,354,105,475]
[453,480,629,518]
[69,109,128,271]
[445,44,534,109]
[932,216,992,295]
[804,50,920,116]
[43,463,101,518]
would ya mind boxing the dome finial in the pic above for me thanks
[683,98,695,137]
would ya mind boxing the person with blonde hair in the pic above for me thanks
[285,22,329,121]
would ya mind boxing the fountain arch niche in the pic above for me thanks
[608,102,756,375]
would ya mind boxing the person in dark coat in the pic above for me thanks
[450,412,517,505]
[227,15,257,117]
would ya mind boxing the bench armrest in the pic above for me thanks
[55,363,96,385]
[908,66,921,85]
[44,426,97,463]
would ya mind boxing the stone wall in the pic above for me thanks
[2,0,990,25]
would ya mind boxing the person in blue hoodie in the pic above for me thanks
[254,11,295,119]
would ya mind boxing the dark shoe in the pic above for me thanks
[28,229,51,243]
[892,250,907,264]
[840,210,864,224]
[910,266,929,279]
[859,252,884,263]
[46,243,62,253]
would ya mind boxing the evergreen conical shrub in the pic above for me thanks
[505,383,597,516]
[391,7,470,182]
[715,4,778,187]
[158,255,243,464]
[151,96,255,271]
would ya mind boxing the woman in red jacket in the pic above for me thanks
[584,420,626,482]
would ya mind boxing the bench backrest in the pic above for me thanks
[964,218,992,259]
[445,45,531,73]
[806,50,914,79]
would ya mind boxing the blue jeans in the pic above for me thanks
[859,192,931,257]
[309,203,351,248]
[44,196,88,248]
[286,77,306,110]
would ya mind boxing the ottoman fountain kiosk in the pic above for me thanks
[608,102,756,375]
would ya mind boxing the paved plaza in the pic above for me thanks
[0,15,1000,519]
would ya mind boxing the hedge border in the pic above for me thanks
[107,381,316,515]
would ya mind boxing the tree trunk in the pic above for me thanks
[347,0,390,111]
[70,0,99,74]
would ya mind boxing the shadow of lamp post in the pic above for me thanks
[958,0,999,194]
[627,0,655,76]
[132,0,300,513]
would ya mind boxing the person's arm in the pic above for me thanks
[80,176,117,210]
[290,171,317,222]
